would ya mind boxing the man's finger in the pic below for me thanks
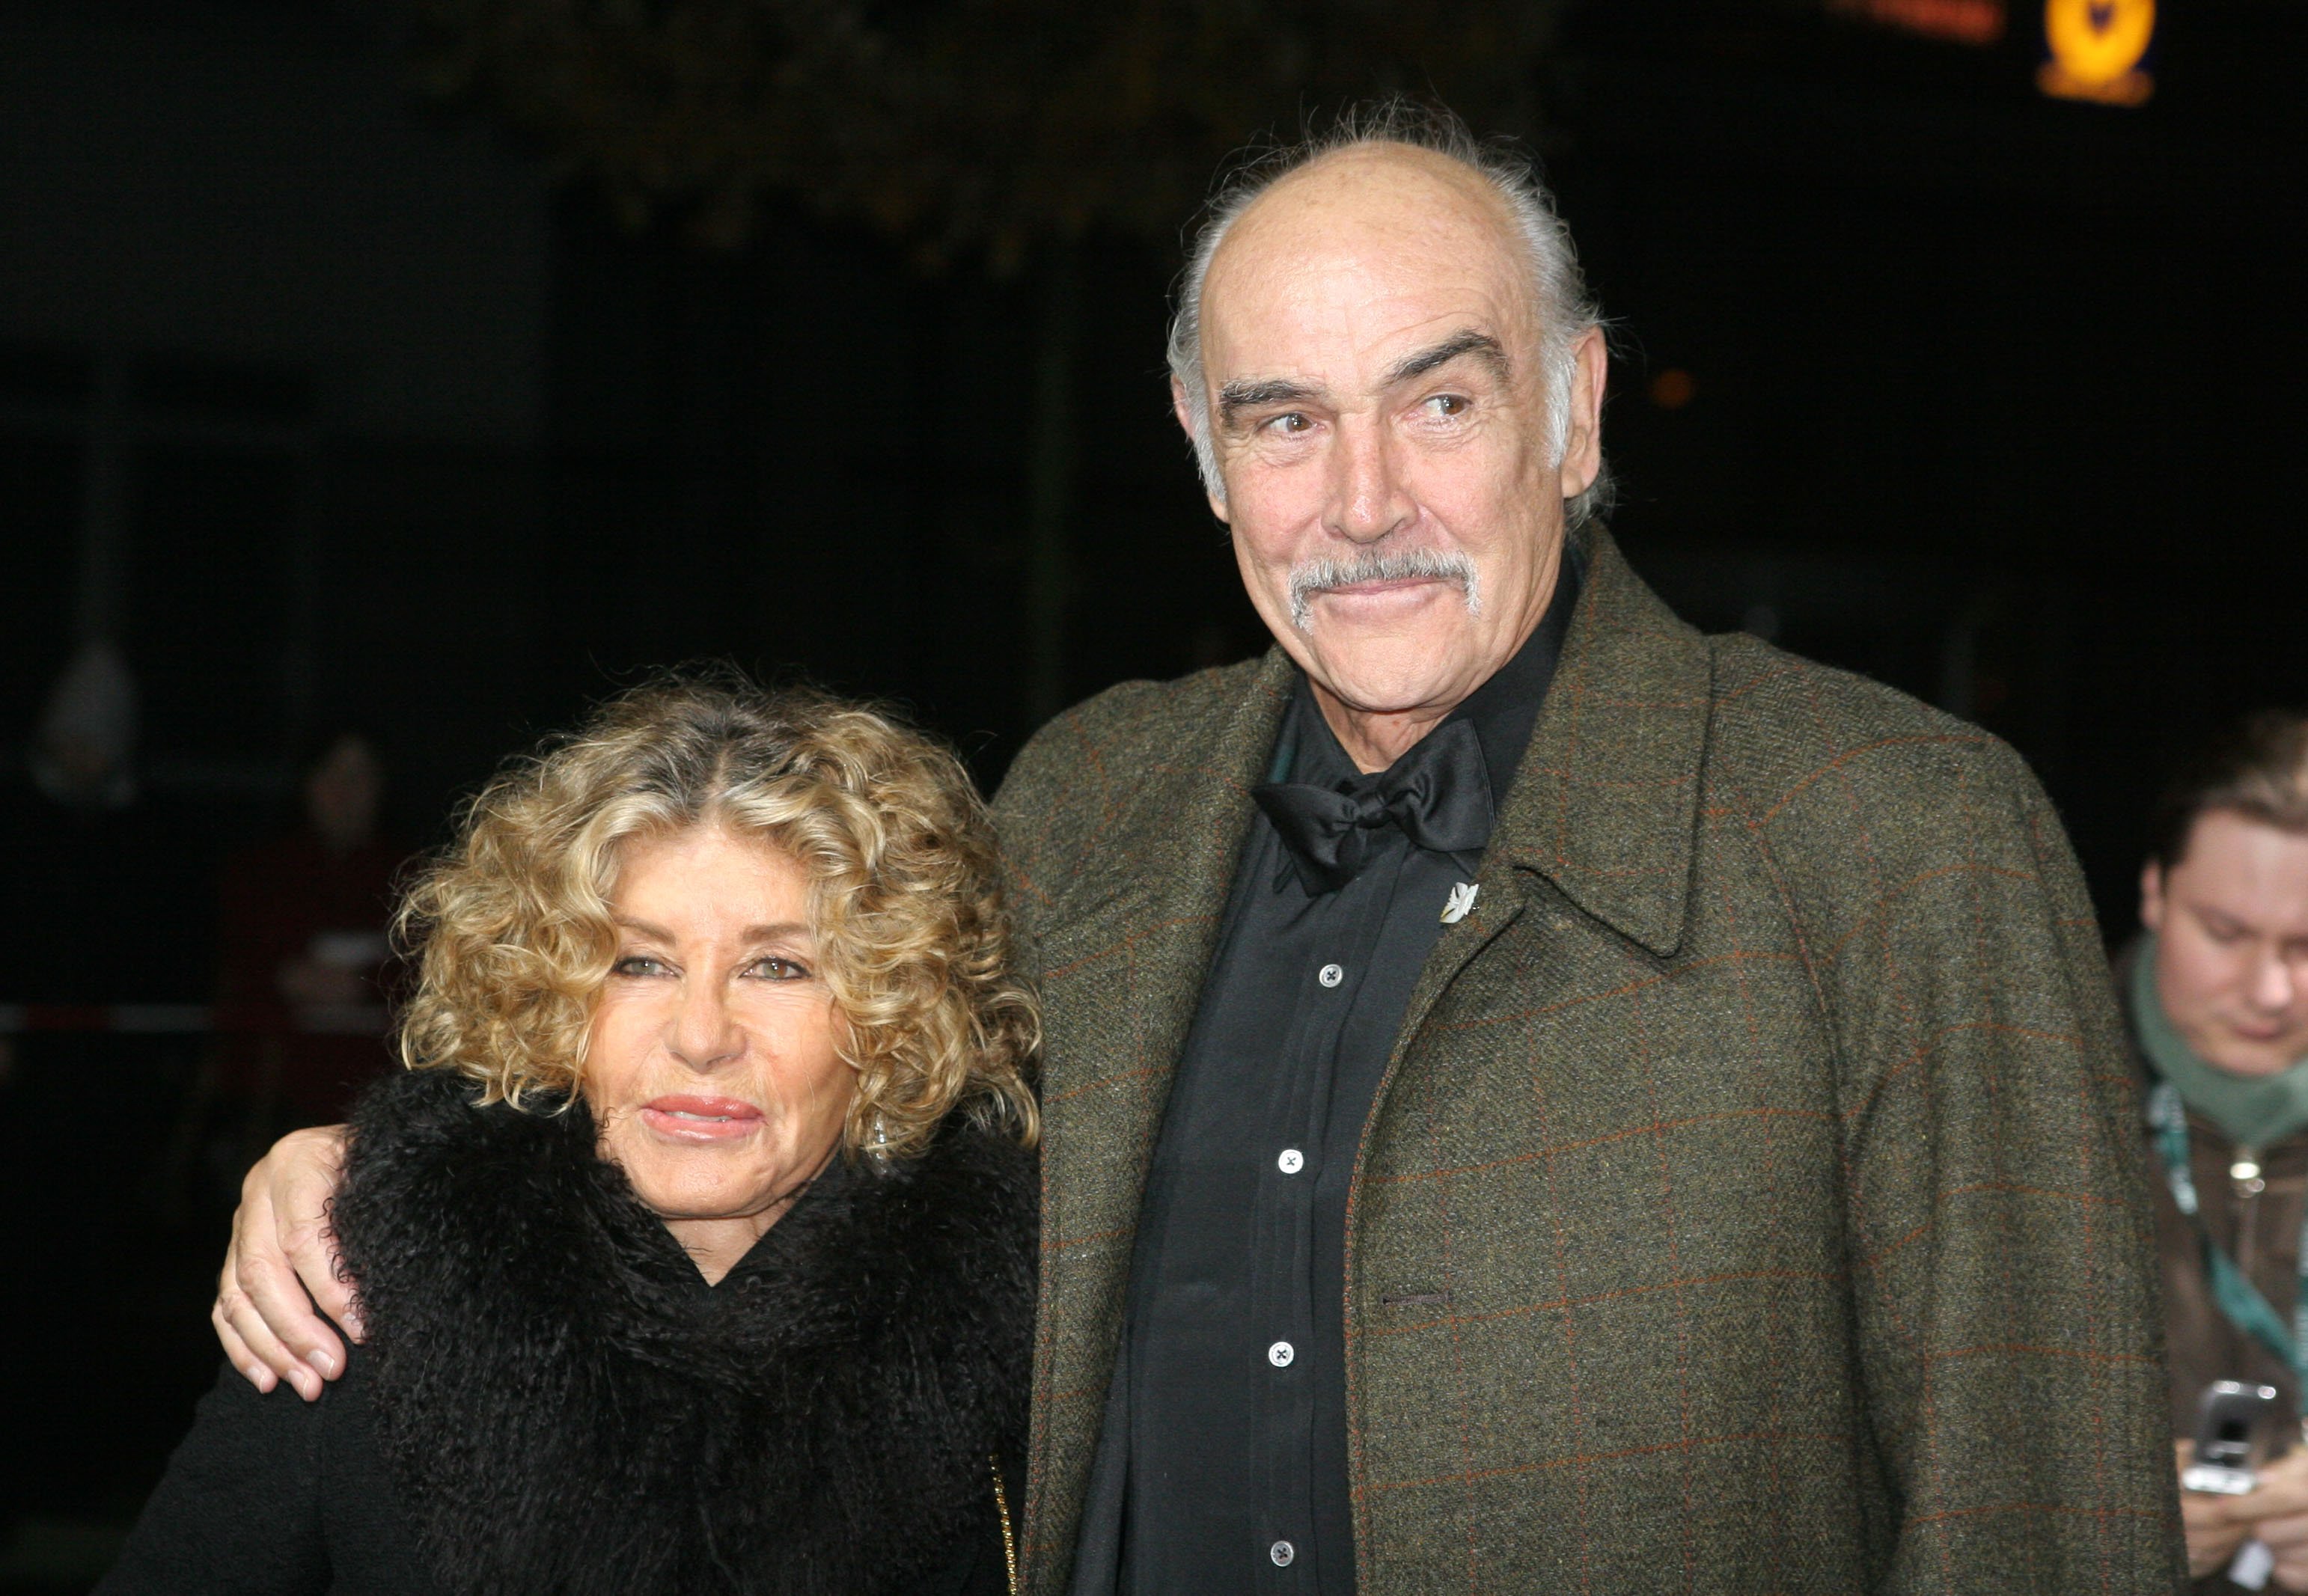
[280,1214,361,1345]
[2223,1468,2308,1526]
[218,1129,353,1386]
[2268,1546,2308,1595]
[228,1125,358,1368]
[2252,1511,2308,1550]
[210,1300,276,1395]
[271,1124,358,1341]
[233,1223,346,1385]
[214,1279,321,1400]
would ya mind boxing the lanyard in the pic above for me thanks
[2149,1081,2308,1389]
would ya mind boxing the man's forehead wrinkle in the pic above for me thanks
[1195,156,1550,449]
[1206,281,1529,404]
[1244,151,1521,270]
[1206,164,1538,361]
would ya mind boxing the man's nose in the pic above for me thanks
[1324,416,1414,545]
[2247,949,2301,1015]
[668,980,745,1070]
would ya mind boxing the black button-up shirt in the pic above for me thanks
[1087,564,1578,1596]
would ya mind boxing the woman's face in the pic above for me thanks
[586,824,853,1278]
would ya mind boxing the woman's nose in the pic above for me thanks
[668,981,744,1070]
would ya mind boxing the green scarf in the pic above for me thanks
[2130,933,2308,1147]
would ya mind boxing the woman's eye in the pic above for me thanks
[746,956,810,981]
[612,956,669,978]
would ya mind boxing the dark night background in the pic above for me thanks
[2,0,2302,1586]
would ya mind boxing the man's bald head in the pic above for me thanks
[1167,103,1605,524]
[1164,101,1611,774]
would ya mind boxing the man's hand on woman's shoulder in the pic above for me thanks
[214,1124,358,1401]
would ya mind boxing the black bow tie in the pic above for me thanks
[1254,716,1495,896]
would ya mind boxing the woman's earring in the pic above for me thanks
[867,1114,892,1170]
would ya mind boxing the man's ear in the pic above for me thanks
[2140,858,2167,932]
[1556,327,1608,498]
[1171,375,1230,524]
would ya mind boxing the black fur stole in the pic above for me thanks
[330,1068,1035,1596]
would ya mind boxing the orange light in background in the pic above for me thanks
[1828,0,2007,46]
[2038,0,2155,106]
[1649,369,1698,410]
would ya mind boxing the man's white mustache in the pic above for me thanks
[1286,547,1481,631]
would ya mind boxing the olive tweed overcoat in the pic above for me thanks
[991,528,2185,1595]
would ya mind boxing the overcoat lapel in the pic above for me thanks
[1349,528,1711,1175]
[1495,526,1709,953]
[1339,528,1715,1581]
[1022,648,1294,1582]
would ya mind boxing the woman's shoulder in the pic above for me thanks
[102,1353,443,1596]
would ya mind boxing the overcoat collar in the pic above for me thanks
[1490,525,1709,957]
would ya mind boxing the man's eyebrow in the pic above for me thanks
[1384,330,1510,388]
[1216,377,1323,431]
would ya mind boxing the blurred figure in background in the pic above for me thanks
[2128,712,2308,1590]
[4,639,187,1004]
[1,641,214,1544]
[29,637,140,812]
[212,730,405,1132]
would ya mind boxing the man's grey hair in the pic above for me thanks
[1166,100,1611,531]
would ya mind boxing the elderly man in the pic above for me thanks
[2117,712,2308,1591]
[216,107,2181,1592]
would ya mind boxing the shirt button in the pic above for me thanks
[1270,1539,1296,1567]
[1268,1340,1295,1368]
[1318,962,1343,988]
[1277,1148,1304,1175]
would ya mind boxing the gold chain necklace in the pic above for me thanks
[991,1454,1019,1596]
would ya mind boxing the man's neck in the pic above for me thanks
[1308,617,1549,774]
[1309,690,1454,774]
[1303,545,1569,774]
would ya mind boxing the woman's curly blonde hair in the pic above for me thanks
[392,671,1039,1161]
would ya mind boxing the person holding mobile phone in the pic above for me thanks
[2128,713,2308,1591]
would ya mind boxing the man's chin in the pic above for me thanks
[1301,649,1483,721]
[2199,1032,2308,1078]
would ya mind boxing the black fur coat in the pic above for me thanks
[105,1067,1034,1596]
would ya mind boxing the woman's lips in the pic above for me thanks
[638,1095,765,1143]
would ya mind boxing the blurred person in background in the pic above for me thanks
[103,675,1037,1595]
[212,730,405,1132]
[2126,712,2308,1590]
[3,639,201,1004]
[29,636,140,812]
[1,640,216,1541]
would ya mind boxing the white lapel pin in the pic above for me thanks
[1441,882,1480,925]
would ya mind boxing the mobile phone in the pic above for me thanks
[2183,1381,2282,1495]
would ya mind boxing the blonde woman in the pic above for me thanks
[103,675,1037,1596]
